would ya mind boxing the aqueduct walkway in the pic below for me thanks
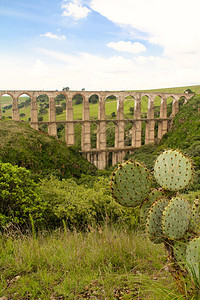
[0,90,193,169]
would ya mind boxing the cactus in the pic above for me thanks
[110,160,151,207]
[162,196,191,240]
[141,189,166,222]
[154,149,193,191]
[189,198,200,233]
[110,149,198,291]
[186,237,200,280]
[146,198,169,244]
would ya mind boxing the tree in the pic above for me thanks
[56,106,64,115]
[62,87,70,91]
[89,95,98,104]
[111,112,116,118]
[129,107,134,115]
[39,108,48,115]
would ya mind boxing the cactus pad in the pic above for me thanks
[141,189,166,222]
[186,237,200,279]
[189,198,200,233]
[146,198,169,244]
[173,241,187,265]
[162,197,191,240]
[154,150,193,191]
[110,160,151,207]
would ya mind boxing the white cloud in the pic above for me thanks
[40,32,66,40]
[62,0,91,20]
[107,41,146,54]
[90,0,200,59]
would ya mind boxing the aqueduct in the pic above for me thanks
[0,90,193,169]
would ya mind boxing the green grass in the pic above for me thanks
[0,226,186,300]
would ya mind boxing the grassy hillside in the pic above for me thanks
[0,120,97,179]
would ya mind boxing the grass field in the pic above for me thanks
[0,226,188,300]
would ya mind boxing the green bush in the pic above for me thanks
[38,176,140,230]
[0,161,43,229]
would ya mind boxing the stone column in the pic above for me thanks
[113,96,124,165]
[145,97,155,144]
[65,96,74,145]
[12,97,19,121]
[97,96,106,169]
[132,97,141,147]
[81,96,91,151]
[158,96,167,140]
[48,96,57,137]
[30,96,38,130]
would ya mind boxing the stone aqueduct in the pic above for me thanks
[0,90,193,169]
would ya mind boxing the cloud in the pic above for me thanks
[40,32,66,40]
[90,0,200,59]
[107,41,146,54]
[62,0,91,20]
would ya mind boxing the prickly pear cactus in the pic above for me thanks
[154,149,193,191]
[186,237,200,279]
[110,160,151,207]
[146,198,169,244]
[189,198,200,233]
[141,189,166,222]
[162,197,191,240]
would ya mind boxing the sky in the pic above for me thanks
[0,0,200,91]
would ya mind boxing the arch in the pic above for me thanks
[89,94,99,149]
[36,94,49,132]
[166,95,175,117]
[55,93,67,122]
[18,93,31,121]
[123,95,135,119]
[105,94,117,119]
[106,121,115,147]
[72,93,84,120]
[0,93,13,120]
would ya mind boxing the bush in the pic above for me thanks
[0,162,43,229]
[38,176,140,230]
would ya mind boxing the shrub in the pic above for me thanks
[0,161,43,229]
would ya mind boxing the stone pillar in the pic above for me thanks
[172,98,179,116]
[30,96,38,130]
[158,96,167,140]
[97,96,106,169]
[81,96,91,151]
[12,97,19,121]
[48,96,57,137]
[132,97,141,147]
[145,97,155,144]
[65,96,74,145]
[113,97,124,165]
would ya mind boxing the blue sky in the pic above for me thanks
[0,0,200,90]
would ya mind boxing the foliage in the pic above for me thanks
[55,106,63,115]
[37,176,140,230]
[0,161,43,229]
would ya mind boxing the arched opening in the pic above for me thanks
[107,151,113,167]
[55,94,66,121]
[106,121,115,147]
[0,93,13,119]
[154,95,161,118]
[55,94,67,141]
[105,95,117,119]
[123,95,135,119]
[179,96,186,109]
[140,95,148,118]
[166,96,174,117]
[36,94,49,133]
[89,94,99,149]
[124,96,135,146]
[72,94,84,148]
[18,93,31,121]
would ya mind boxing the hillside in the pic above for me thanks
[0,120,97,179]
